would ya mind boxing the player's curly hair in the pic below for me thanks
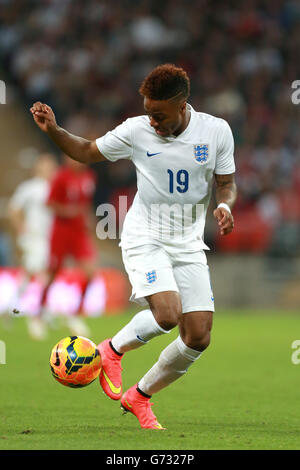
[139,64,190,101]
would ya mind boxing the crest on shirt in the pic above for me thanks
[194,144,209,164]
[146,270,157,284]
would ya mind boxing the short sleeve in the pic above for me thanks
[96,119,133,162]
[214,120,235,175]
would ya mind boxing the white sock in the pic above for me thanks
[111,309,170,354]
[138,336,202,395]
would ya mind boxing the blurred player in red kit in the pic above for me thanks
[48,155,97,275]
[45,155,98,335]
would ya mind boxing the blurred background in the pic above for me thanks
[0,0,300,315]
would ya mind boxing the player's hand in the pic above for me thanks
[30,102,57,133]
[213,207,234,236]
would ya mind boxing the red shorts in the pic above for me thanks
[49,226,96,271]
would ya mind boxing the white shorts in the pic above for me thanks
[121,244,215,313]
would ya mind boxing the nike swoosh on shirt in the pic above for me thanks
[147,151,162,157]
[102,369,121,395]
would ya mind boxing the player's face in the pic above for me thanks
[144,97,187,137]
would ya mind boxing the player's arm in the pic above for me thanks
[30,102,106,164]
[213,173,237,236]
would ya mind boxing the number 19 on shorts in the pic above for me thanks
[167,169,189,193]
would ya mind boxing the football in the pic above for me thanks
[50,336,102,388]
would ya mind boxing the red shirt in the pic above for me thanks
[48,166,96,232]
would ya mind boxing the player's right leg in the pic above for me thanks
[98,245,182,400]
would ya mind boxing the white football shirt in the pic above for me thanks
[96,104,235,253]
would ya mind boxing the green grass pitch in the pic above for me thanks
[0,309,299,450]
